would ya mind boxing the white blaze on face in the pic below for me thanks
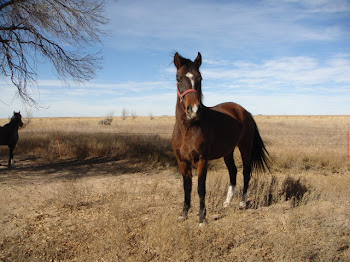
[185,72,199,120]
[186,72,195,89]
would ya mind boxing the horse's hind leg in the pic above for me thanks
[223,152,237,208]
[240,164,251,209]
[240,149,252,209]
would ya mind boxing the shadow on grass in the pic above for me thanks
[0,156,152,183]
[249,175,309,209]
[0,132,177,183]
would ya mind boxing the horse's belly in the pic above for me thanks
[0,134,17,146]
[207,126,239,160]
[177,136,236,161]
[207,140,236,160]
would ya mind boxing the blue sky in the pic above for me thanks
[1,0,350,118]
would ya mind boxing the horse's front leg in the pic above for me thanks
[197,158,208,226]
[177,159,192,221]
[8,146,14,167]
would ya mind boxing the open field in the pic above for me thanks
[0,115,349,261]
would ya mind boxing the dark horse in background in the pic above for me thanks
[0,112,23,167]
[172,53,270,226]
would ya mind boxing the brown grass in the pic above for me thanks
[0,115,349,261]
[1,115,348,172]
[0,116,175,167]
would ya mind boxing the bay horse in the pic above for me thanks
[0,112,23,167]
[172,52,270,225]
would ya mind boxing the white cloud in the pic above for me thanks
[1,1,350,118]
[201,55,350,94]
[2,52,350,118]
[203,91,350,115]
[105,0,349,52]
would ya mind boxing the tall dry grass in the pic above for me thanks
[1,115,349,172]
[255,115,350,173]
[1,115,350,261]
[0,116,175,167]
[1,170,349,261]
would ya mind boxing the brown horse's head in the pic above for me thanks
[174,52,202,121]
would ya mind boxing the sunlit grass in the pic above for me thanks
[0,115,349,261]
[1,115,349,172]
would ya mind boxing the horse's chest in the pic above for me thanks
[0,128,18,145]
[174,130,206,163]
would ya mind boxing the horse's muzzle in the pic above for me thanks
[186,104,200,120]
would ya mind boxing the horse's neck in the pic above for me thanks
[175,101,187,124]
[7,121,19,129]
[175,101,206,131]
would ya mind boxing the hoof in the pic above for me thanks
[178,215,188,222]
[198,219,208,228]
[223,201,230,208]
[239,201,247,209]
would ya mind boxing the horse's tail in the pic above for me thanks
[251,121,271,173]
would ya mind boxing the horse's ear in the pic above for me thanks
[174,52,183,69]
[194,52,202,68]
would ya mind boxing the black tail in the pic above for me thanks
[251,121,271,173]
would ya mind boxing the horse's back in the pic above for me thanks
[211,102,256,146]
[211,102,254,125]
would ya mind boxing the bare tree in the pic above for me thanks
[23,106,33,127]
[0,0,108,104]
[99,111,113,125]
[121,107,128,120]
[131,110,137,120]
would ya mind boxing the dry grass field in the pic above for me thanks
[0,115,349,261]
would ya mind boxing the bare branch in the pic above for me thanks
[0,0,108,104]
[0,1,15,12]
